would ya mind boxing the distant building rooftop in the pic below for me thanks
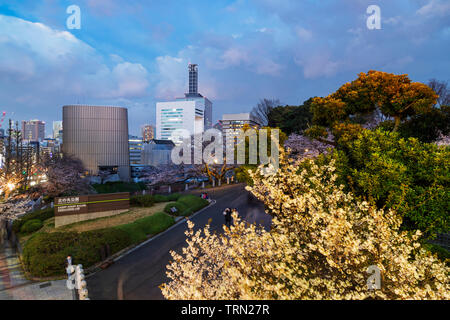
[222,113,251,120]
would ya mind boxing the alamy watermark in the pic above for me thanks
[170,128,280,176]
[366,5,381,30]
[367,265,381,290]
[66,5,81,30]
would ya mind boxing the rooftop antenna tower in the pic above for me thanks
[186,63,202,98]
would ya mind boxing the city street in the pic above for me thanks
[87,184,271,300]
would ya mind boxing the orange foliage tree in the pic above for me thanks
[306,70,438,144]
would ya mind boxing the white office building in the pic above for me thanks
[156,64,212,144]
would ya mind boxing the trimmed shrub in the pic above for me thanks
[92,181,146,194]
[22,228,132,277]
[153,195,169,203]
[130,195,155,207]
[134,212,175,235]
[114,223,147,244]
[180,208,194,217]
[166,193,182,201]
[20,219,43,234]
[13,208,54,234]
[164,202,189,216]
[178,195,209,212]
[115,212,175,244]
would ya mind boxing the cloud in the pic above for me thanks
[86,0,120,16]
[417,0,450,17]
[153,52,219,101]
[111,62,149,98]
[294,53,339,79]
[221,47,250,66]
[0,14,150,101]
[153,55,186,99]
[1,0,449,135]
[294,26,312,41]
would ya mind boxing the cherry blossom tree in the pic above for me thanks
[161,153,449,300]
[284,133,333,161]
[39,153,90,198]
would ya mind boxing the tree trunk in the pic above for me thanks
[393,116,401,131]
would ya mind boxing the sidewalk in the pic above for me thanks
[0,240,72,300]
[0,279,72,300]
[0,240,29,291]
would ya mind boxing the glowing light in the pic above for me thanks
[7,183,15,191]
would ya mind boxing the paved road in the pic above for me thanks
[87,184,271,300]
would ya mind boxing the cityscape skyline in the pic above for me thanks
[1,1,449,137]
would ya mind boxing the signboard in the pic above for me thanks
[55,192,130,217]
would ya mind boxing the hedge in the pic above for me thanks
[164,202,189,216]
[129,193,183,207]
[134,212,175,235]
[177,195,209,212]
[130,195,155,207]
[115,212,175,244]
[152,194,179,203]
[22,211,176,277]
[92,181,146,194]
[12,208,54,234]
[20,219,43,234]
[22,228,132,277]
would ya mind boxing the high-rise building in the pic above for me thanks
[53,121,63,141]
[156,64,212,143]
[141,124,154,142]
[63,105,130,181]
[21,120,45,142]
[129,135,143,164]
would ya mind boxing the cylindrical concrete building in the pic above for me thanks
[63,105,130,181]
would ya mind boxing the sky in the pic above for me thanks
[0,0,449,136]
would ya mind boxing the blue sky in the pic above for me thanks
[0,0,449,136]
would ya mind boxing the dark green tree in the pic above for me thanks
[267,98,314,135]
[312,129,449,237]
